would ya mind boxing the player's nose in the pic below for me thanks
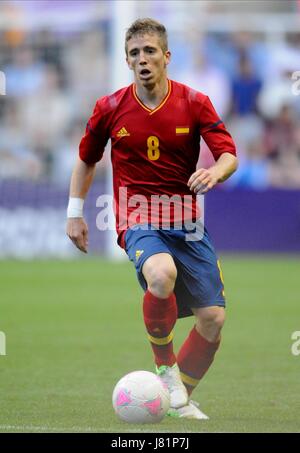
[138,51,147,64]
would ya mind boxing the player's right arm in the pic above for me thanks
[66,157,96,253]
[66,97,110,253]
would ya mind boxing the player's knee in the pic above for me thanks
[196,308,225,342]
[208,310,225,332]
[147,265,177,298]
[211,310,225,332]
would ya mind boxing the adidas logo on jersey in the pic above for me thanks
[116,127,130,138]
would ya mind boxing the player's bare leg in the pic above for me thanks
[142,253,188,408]
[194,306,225,343]
[142,253,177,299]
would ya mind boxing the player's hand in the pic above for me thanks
[188,167,220,194]
[66,217,89,253]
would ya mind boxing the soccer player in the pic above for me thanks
[66,18,238,419]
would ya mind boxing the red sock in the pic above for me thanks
[143,290,177,367]
[177,326,220,395]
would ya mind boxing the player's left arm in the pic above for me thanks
[188,95,238,194]
[188,152,238,194]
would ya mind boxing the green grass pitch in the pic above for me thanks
[0,256,299,433]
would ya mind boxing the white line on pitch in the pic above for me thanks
[0,424,184,433]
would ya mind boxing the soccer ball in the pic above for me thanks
[112,370,170,424]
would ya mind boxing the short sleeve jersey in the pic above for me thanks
[79,79,236,247]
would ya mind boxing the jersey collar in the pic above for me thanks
[132,79,172,115]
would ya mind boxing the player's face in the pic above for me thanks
[126,34,171,88]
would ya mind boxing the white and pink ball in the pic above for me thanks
[112,370,170,424]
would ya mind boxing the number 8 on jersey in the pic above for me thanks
[147,136,160,161]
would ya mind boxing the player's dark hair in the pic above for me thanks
[125,18,168,55]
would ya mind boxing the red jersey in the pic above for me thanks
[79,79,236,247]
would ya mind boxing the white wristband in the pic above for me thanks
[67,197,84,218]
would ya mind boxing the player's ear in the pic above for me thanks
[164,50,171,67]
[126,57,133,70]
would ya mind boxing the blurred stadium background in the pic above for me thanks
[0,0,300,257]
[0,0,300,433]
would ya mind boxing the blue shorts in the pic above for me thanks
[124,225,225,318]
